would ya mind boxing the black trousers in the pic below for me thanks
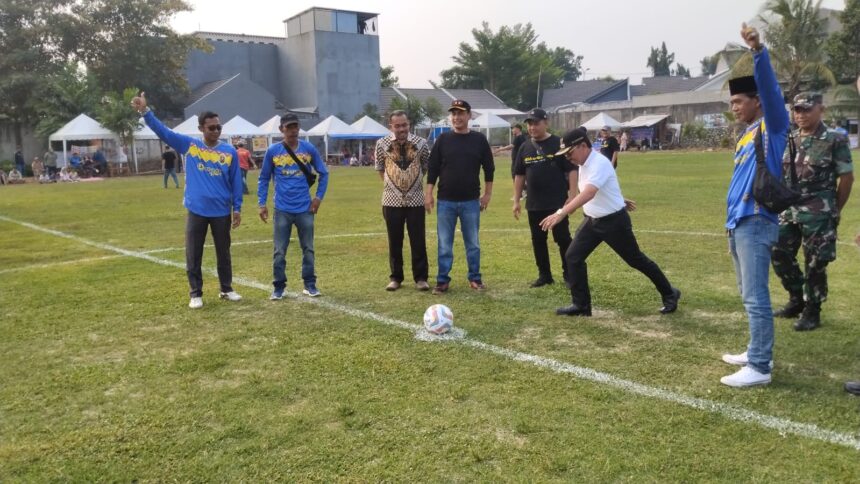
[383,206,428,283]
[185,211,233,297]
[566,209,672,306]
[527,209,572,280]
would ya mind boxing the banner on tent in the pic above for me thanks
[252,137,268,152]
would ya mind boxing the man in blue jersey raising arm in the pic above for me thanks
[719,24,789,387]
[257,114,329,300]
[132,92,244,309]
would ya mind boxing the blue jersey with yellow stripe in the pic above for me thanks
[143,111,243,217]
[257,140,329,214]
[725,47,788,229]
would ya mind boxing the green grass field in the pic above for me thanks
[1,150,859,481]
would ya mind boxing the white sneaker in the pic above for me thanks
[720,366,772,387]
[721,351,774,369]
[219,291,242,302]
[188,297,203,309]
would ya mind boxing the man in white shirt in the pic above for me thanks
[540,127,680,316]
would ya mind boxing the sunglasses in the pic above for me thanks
[204,124,222,132]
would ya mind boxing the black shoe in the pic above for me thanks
[556,304,592,316]
[793,302,821,331]
[775,293,805,318]
[530,276,554,288]
[660,287,681,314]
[845,381,860,396]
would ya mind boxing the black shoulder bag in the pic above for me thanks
[752,125,802,213]
[282,141,317,187]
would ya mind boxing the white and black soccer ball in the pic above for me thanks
[423,304,454,335]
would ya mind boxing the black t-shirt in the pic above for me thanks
[162,151,177,170]
[514,135,576,211]
[600,136,620,166]
[510,133,527,177]
[427,131,495,201]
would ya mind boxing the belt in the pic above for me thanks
[587,208,626,221]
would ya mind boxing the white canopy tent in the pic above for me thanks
[581,112,623,131]
[305,115,358,159]
[349,116,390,158]
[133,122,158,140]
[622,114,670,128]
[172,116,203,137]
[469,112,511,145]
[259,115,308,145]
[221,115,266,138]
[48,114,117,168]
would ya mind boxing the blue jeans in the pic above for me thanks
[729,215,779,374]
[163,168,178,187]
[273,210,315,289]
[436,199,481,284]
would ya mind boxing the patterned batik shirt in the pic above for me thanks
[375,133,430,207]
[781,122,853,221]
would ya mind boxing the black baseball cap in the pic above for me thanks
[555,127,589,156]
[524,108,548,122]
[448,99,471,112]
[280,113,300,126]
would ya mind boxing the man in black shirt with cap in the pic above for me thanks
[513,108,577,287]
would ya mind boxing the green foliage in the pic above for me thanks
[381,65,399,88]
[732,0,836,100]
[33,63,101,140]
[646,42,675,76]
[700,54,720,76]
[96,87,141,147]
[388,95,439,130]
[438,22,582,110]
[681,121,707,140]
[422,98,444,123]
[355,103,382,123]
[824,0,860,84]
[674,63,691,77]
[0,0,203,132]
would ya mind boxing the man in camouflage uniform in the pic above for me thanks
[771,92,854,331]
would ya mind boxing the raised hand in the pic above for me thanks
[131,91,148,114]
[740,22,761,51]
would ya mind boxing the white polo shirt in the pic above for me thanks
[579,150,625,218]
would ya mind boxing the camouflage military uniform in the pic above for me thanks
[771,122,853,304]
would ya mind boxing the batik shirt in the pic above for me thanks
[375,133,430,207]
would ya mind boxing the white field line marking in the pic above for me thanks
[2,213,859,452]
[0,255,127,275]
[141,228,858,255]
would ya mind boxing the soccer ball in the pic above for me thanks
[423,304,454,335]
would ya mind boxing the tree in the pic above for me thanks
[674,63,691,77]
[381,65,399,88]
[700,54,720,76]
[438,22,581,110]
[731,0,835,100]
[72,0,208,116]
[33,63,101,139]
[0,0,71,145]
[388,95,426,130]
[97,87,141,157]
[825,0,860,84]
[422,98,444,123]
[355,103,381,122]
[646,42,675,76]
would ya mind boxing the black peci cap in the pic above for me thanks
[729,76,758,96]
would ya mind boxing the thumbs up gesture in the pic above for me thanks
[131,91,148,114]
[740,22,761,51]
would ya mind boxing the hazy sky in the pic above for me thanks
[171,0,846,87]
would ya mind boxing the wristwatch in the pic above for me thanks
[555,208,565,216]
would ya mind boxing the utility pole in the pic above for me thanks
[535,66,542,107]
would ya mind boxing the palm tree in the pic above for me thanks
[730,0,835,100]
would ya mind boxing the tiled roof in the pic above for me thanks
[541,80,624,109]
[630,76,711,96]
[443,89,507,109]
